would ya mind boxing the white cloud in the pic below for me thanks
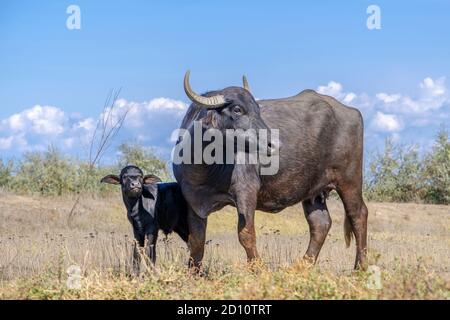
[376,93,401,104]
[0,136,14,150]
[1,78,448,158]
[0,133,28,151]
[2,105,66,135]
[317,76,449,117]
[377,76,449,114]
[316,81,362,107]
[147,97,187,111]
[343,92,357,104]
[8,113,25,131]
[74,118,95,132]
[0,105,68,151]
[317,81,344,97]
[63,138,75,148]
[371,112,403,132]
[315,76,448,147]
[100,97,188,129]
[420,77,446,97]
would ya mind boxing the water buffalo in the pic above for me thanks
[101,165,189,273]
[173,71,368,271]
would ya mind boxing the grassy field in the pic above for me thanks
[0,190,449,299]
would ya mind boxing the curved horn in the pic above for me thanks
[183,71,226,109]
[242,75,251,92]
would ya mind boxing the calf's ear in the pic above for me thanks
[100,175,121,185]
[143,174,162,185]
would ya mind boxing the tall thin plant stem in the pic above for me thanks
[68,88,131,224]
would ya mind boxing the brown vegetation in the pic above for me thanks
[0,192,448,299]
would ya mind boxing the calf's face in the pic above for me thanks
[101,165,161,198]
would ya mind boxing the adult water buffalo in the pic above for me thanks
[173,71,368,271]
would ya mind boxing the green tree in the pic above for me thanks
[117,143,171,181]
[366,138,399,201]
[0,159,13,187]
[395,145,422,202]
[76,162,118,195]
[422,127,450,204]
[11,146,77,196]
[366,138,423,202]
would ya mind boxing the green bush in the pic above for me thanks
[117,143,171,181]
[0,130,448,203]
[421,128,450,204]
[74,162,118,196]
[1,143,171,197]
[0,159,13,187]
[364,127,449,204]
[9,146,78,196]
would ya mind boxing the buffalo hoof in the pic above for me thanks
[246,258,266,273]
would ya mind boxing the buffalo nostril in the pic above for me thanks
[131,182,140,188]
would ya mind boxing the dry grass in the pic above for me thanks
[0,190,449,299]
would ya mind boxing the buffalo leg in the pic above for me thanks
[237,211,259,262]
[132,242,141,275]
[187,207,207,272]
[236,194,259,262]
[132,234,145,275]
[232,167,260,263]
[145,232,158,265]
[302,196,332,264]
[338,187,368,270]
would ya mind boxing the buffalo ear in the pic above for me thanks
[100,175,121,185]
[143,174,162,185]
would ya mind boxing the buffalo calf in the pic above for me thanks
[101,165,189,273]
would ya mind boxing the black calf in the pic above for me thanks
[101,165,189,273]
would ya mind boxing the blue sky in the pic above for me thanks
[0,0,449,164]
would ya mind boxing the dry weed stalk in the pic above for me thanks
[68,89,131,224]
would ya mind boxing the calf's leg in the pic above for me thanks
[145,232,158,265]
[132,233,145,275]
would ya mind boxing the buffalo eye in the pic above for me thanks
[232,105,243,115]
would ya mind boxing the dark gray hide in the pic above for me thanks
[173,77,368,271]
